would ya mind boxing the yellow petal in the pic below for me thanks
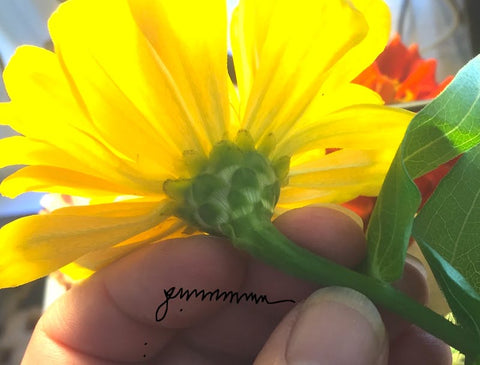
[276,105,413,157]
[278,148,397,209]
[0,200,172,288]
[63,216,188,281]
[2,47,92,141]
[231,0,369,146]
[272,83,383,154]
[0,166,159,199]
[230,0,275,117]
[58,262,94,282]
[0,135,166,196]
[1,47,175,192]
[126,0,230,151]
[59,216,188,282]
[1,48,125,173]
[289,148,393,189]
[48,0,192,171]
[276,185,373,212]
[309,83,384,117]
[228,80,242,136]
[277,187,344,208]
[0,135,82,170]
[321,0,391,90]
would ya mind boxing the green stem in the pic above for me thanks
[232,220,479,356]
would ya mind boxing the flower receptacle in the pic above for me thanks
[164,134,287,237]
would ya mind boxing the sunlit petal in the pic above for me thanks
[0,166,161,199]
[0,200,172,287]
[276,186,354,209]
[58,262,94,282]
[277,148,402,210]
[1,47,177,190]
[0,136,82,171]
[230,0,275,117]
[127,0,230,151]
[1,48,130,175]
[67,216,188,279]
[321,0,391,90]
[276,105,413,157]
[289,149,392,190]
[273,83,384,153]
[48,0,195,171]
[232,0,369,148]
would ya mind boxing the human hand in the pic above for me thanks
[22,206,452,364]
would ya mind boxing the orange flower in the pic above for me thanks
[346,34,455,226]
[354,33,453,104]
[344,157,459,229]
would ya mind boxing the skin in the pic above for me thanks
[22,206,452,364]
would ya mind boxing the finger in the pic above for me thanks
[182,205,367,359]
[23,235,246,364]
[255,287,388,365]
[380,254,429,340]
[244,204,366,323]
[389,325,452,365]
[247,204,367,315]
[274,205,366,267]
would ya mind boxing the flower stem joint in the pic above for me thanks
[163,131,290,238]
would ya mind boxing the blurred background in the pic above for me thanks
[0,0,475,363]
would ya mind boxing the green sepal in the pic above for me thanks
[183,149,207,176]
[235,129,256,151]
[272,155,291,186]
[257,132,276,157]
[163,179,191,202]
[208,141,245,171]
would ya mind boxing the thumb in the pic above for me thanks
[255,287,388,365]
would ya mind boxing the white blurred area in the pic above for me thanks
[387,0,472,79]
[0,0,473,217]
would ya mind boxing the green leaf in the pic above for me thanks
[365,152,420,280]
[414,146,480,293]
[366,55,480,282]
[414,239,480,352]
[412,145,480,357]
[467,354,480,365]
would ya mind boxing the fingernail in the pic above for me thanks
[309,203,364,230]
[286,287,387,365]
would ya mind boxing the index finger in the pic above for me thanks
[23,235,246,363]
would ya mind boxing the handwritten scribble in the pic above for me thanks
[155,286,295,322]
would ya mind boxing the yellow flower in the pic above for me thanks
[0,0,412,288]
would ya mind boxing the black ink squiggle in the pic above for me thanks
[155,286,295,322]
